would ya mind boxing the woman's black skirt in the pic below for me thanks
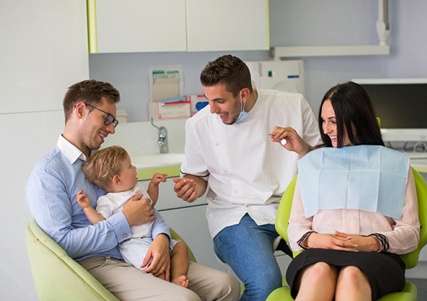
[286,249,405,301]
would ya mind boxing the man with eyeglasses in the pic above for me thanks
[26,80,240,301]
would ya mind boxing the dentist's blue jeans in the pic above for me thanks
[213,214,283,301]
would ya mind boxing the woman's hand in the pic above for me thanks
[305,232,359,252]
[305,231,381,252]
[334,231,381,252]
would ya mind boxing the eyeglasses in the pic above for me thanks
[85,103,119,128]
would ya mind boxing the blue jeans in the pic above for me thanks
[213,214,283,301]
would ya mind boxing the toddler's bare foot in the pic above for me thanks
[172,275,189,288]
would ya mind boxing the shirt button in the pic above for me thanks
[122,233,128,238]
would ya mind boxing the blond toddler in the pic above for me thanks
[77,145,189,287]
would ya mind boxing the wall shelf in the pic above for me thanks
[272,45,390,59]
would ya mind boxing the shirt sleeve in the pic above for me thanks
[180,117,210,179]
[96,195,114,218]
[287,179,314,251]
[151,209,171,240]
[26,163,132,260]
[380,169,420,254]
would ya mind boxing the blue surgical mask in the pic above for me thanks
[235,96,248,123]
[236,111,248,123]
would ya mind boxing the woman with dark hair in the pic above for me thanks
[285,82,420,300]
[317,81,384,147]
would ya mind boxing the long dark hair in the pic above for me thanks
[318,81,384,147]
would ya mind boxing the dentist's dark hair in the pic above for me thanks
[319,81,384,147]
[200,54,253,97]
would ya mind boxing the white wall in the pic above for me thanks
[1,1,89,300]
[388,1,427,77]
[1,111,64,300]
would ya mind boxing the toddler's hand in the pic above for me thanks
[152,173,167,185]
[76,189,91,209]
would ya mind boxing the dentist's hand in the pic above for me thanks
[270,126,314,156]
[173,178,198,203]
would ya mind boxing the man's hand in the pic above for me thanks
[270,126,314,156]
[173,178,199,203]
[122,194,154,226]
[142,234,171,280]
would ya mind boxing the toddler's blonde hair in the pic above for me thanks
[82,145,129,191]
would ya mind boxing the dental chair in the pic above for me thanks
[267,168,427,301]
[25,219,196,301]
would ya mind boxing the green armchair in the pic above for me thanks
[25,219,196,301]
[267,168,427,301]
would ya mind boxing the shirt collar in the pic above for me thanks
[57,135,87,164]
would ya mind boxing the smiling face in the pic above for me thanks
[79,98,117,155]
[204,84,242,125]
[321,99,351,148]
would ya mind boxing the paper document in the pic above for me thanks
[149,66,184,102]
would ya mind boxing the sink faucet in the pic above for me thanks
[151,119,169,154]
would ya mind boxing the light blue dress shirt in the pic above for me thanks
[26,136,170,261]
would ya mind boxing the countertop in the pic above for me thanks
[131,153,184,181]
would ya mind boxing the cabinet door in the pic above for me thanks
[93,0,187,53]
[160,206,291,278]
[186,0,269,52]
[159,205,227,272]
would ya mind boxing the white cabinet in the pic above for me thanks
[160,205,225,272]
[140,178,291,276]
[91,0,187,53]
[186,0,269,52]
[89,0,269,53]
[137,178,224,270]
